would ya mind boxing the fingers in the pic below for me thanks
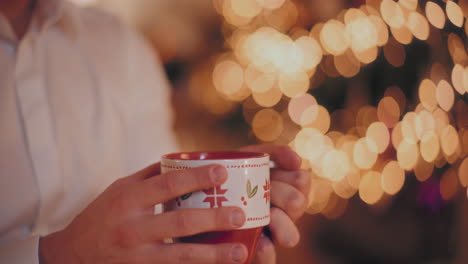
[131,164,228,208]
[271,170,311,197]
[269,208,300,248]
[240,144,301,171]
[118,207,245,246]
[253,234,276,264]
[270,181,307,221]
[152,243,248,264]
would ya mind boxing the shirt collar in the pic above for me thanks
[0,0,74,44]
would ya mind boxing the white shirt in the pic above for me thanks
[0,1,177,263]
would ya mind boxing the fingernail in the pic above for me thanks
[231,245,245,263]
[231,209,245,227]
[211,166,227,184]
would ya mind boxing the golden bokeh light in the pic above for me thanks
[436,80,455,112]
[212,59,245,96]
[384,37,406,67]
[440,168,459,201]
[440,125,460,157]
[378,96,401,128]
[278,71,309,97]
[385,86,407,112]
[333,170,358,199]
[263,0,298,32]
[414,157,434,182]
[420,132,440,163]
[359,171,384,205]
[334,51,361,77]
[447,33,468,65]
[304,106,331,134]
[446,0,464,27]
[401,112,418,144]
[353,46,379,64]
[425,1,446,29]
[230,0,262,19]
[414,110,435,140]
[399,0,418,11]
[390,24,413,45]
[306,177,332,214]
[320,20,350,56]
[397,140,419,170]
[288,93,318,126]
[256,0,286,10]
[295,36,323,71]
[252,108,284,141]
[353,137,378,169]
[346,16,378,53]
[356,106,379,136]
[294,128,325,160]
[244,64,276,93]
[380,0,405,29]
[322,149,351,182]
[418,79,438,111]
[459,157,468,187]
[381,160,405,195]
[252,85,283,107]
[223,0,253,27]
[452,64,467,95]
[433,108,450,134]
[370,15,389,46]
[366,122,390,153]
[392,122,404,149]
[322,193,349,220]
[406,11,430,41]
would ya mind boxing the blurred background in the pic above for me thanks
[71,0,467,263]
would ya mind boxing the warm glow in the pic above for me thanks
[446,0,464,27]
[304,106,331,134]
[419,79,438,111]
[436,80,455,112]
[390,24,413,45]
[359,171,384,205]
[425,1,446,29]
[288,93,318,126]
[399,0,418,11]
[385,86,407,112]
[381,161,405,195]
[452,64,467,95]
[433,108,450,134]
[353,46,379,64]
[256,0,286,10]
[366,122,390,153]
[353,138,378,169]
[370,15,389,46]
[223,0,253,26]
[306,177,332,214]
[295,36,323,71]
[440,168,459,201]
[322,150,351,182]
[213,60,245,96]
[320,20,350,56]
[252,86,283,107]
[244,64,276,93]
[397,140,419,170]
[356,106,379,136]
[278,71,309,97]
[406,11,430,40]
[294,128,325,160]
[414,158,434,182]
[230,0,262,19]
[346,17,378,52]
[420,132,440,163]
[334,52,361,77]
[401,112,418,144]
[392,122,404,149]
[333,169,359,199]
[440,125,460,157]
[380,0,405,28]
[414,110,435,140]
[459,158,468,187]
[378,96,401,128]
[252,109,284,141]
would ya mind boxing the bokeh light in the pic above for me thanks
[426,1,446,29]
[381,160,405,195]
[359,171,384,205]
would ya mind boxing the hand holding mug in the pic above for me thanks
[39,163,249,264]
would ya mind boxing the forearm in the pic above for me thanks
[39,229,79,264]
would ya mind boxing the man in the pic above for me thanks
[0,0,310,263]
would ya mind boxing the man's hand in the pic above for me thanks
[241,145,311,264]
[39,163,248,264]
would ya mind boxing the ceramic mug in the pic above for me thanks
[161,151,270,264]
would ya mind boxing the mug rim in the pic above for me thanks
[162,151,269,161]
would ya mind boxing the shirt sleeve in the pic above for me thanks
[0,235,40,264]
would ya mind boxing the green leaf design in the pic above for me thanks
[246,180,258,198]
[249,186,258,198]
[181,193,192,200]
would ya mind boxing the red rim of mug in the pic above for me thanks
[162,151,268,160]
